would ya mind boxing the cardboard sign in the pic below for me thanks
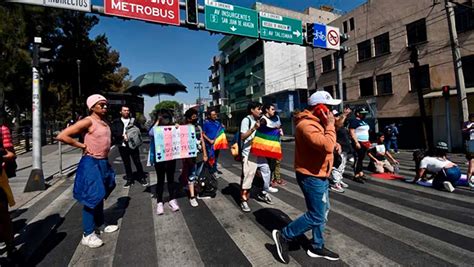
[153,125,198,162]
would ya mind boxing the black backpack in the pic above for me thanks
[197,162,218,198]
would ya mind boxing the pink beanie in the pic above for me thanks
[86,94,107,110]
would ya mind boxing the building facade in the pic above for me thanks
[209,3,339,134]
[308,0,474,149]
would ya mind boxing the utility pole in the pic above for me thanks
[76,59,82,115]
[410,45,431,150]
[194,82,203,124]
[445,0,469,127]
[336,51,344,110]
[25,33,46,192]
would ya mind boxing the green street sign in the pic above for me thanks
[205,0,258,38]
[259,12,303,45]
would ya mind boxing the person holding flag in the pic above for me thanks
[203,108,227,174]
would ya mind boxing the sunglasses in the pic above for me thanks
[95,102,108,109]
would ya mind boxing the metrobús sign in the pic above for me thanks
[104,0,180,26]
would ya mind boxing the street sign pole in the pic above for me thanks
[336,51,343,110]
[25,36,45,192]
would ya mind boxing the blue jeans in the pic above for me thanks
[83,200,104,236]
[433,166,461,190]
[384,138,398,152]
[282,173,330,249]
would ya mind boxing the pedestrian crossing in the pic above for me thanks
[1,150,474,266]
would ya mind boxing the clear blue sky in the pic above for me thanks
[89,0,366,118]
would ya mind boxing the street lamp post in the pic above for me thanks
[76,59,81,114]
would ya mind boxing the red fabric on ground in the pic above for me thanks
[370,173,405,180]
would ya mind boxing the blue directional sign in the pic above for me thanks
[312,23,340,50]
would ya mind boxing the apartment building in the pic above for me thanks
[308,0,474,149]
[209,3,339,134]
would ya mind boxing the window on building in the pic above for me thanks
[307,62,315,78]
[374,32,390,56]
[343,21,348,33]
[462,55,474,87]
[322,55,333,72]
[335,83,347,101]
[323,85,334,97]
[376,73,393,95]
[406,18,427,46]
[252,62,263,73]
[409,64,431,91]
[359,77,374,97]
[357,40,372,61]
[350,18,355,31]
[455,2,474,33]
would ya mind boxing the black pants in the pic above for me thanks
[154,160,177,203]
[354,146,368,174]
[118,146,144,181]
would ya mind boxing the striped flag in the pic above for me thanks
[250,125,282,160]
[213,127,229,150]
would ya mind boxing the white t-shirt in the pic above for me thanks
[121,117,131,147]
[240,115,256,158]
[419,156,451,173]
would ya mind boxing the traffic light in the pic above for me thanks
[186,0,198,25]
[442,85,450,98]
[340,33,350,52]
[306,23,315,44]
[33,37,51,68]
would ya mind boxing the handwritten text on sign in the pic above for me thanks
[153,125,198,162]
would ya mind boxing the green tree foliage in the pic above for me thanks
[154,100,180,112]
[0,3,131,129]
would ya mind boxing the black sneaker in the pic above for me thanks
[307,246,340,261]
[138,178,149,187]
[353,176,364,184]
[272,230,289,264]
[123,180,134,188]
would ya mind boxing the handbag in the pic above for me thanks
[0,127,17,178]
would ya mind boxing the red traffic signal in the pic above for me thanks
[442,85,450,98]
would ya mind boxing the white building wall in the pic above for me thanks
[263,42,308,95]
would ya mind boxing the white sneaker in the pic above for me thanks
[81,233,103,248]
[0,242,6,250]
[104,225,119,233]
[339,181,349,188]
[267,186,279,193]
[443,181,455,192]
[189,197,199,207]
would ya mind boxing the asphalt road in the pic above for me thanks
[1,141,473,266]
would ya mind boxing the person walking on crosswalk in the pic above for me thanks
[273,91,340,263]
[240,102,277,212]
[57,94,118,249]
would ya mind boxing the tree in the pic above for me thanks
[154,100,180,111]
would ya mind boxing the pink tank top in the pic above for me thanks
[84,116,111,159]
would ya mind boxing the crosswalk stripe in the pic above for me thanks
[148,172,204,267]
[218,166,401,266]
[330,197,474,266]
[202,168,300,266]
[18,183,76,261]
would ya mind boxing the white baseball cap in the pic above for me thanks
[308,91,342,106]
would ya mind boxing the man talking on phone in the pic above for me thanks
[273,91,341,263]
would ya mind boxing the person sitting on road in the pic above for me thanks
[409,141,461,192]
[367,133,399,174]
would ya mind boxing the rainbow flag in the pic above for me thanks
[250,125,282,160]
[213,127,229,150]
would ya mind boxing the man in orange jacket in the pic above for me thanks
[273,91,341,263]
